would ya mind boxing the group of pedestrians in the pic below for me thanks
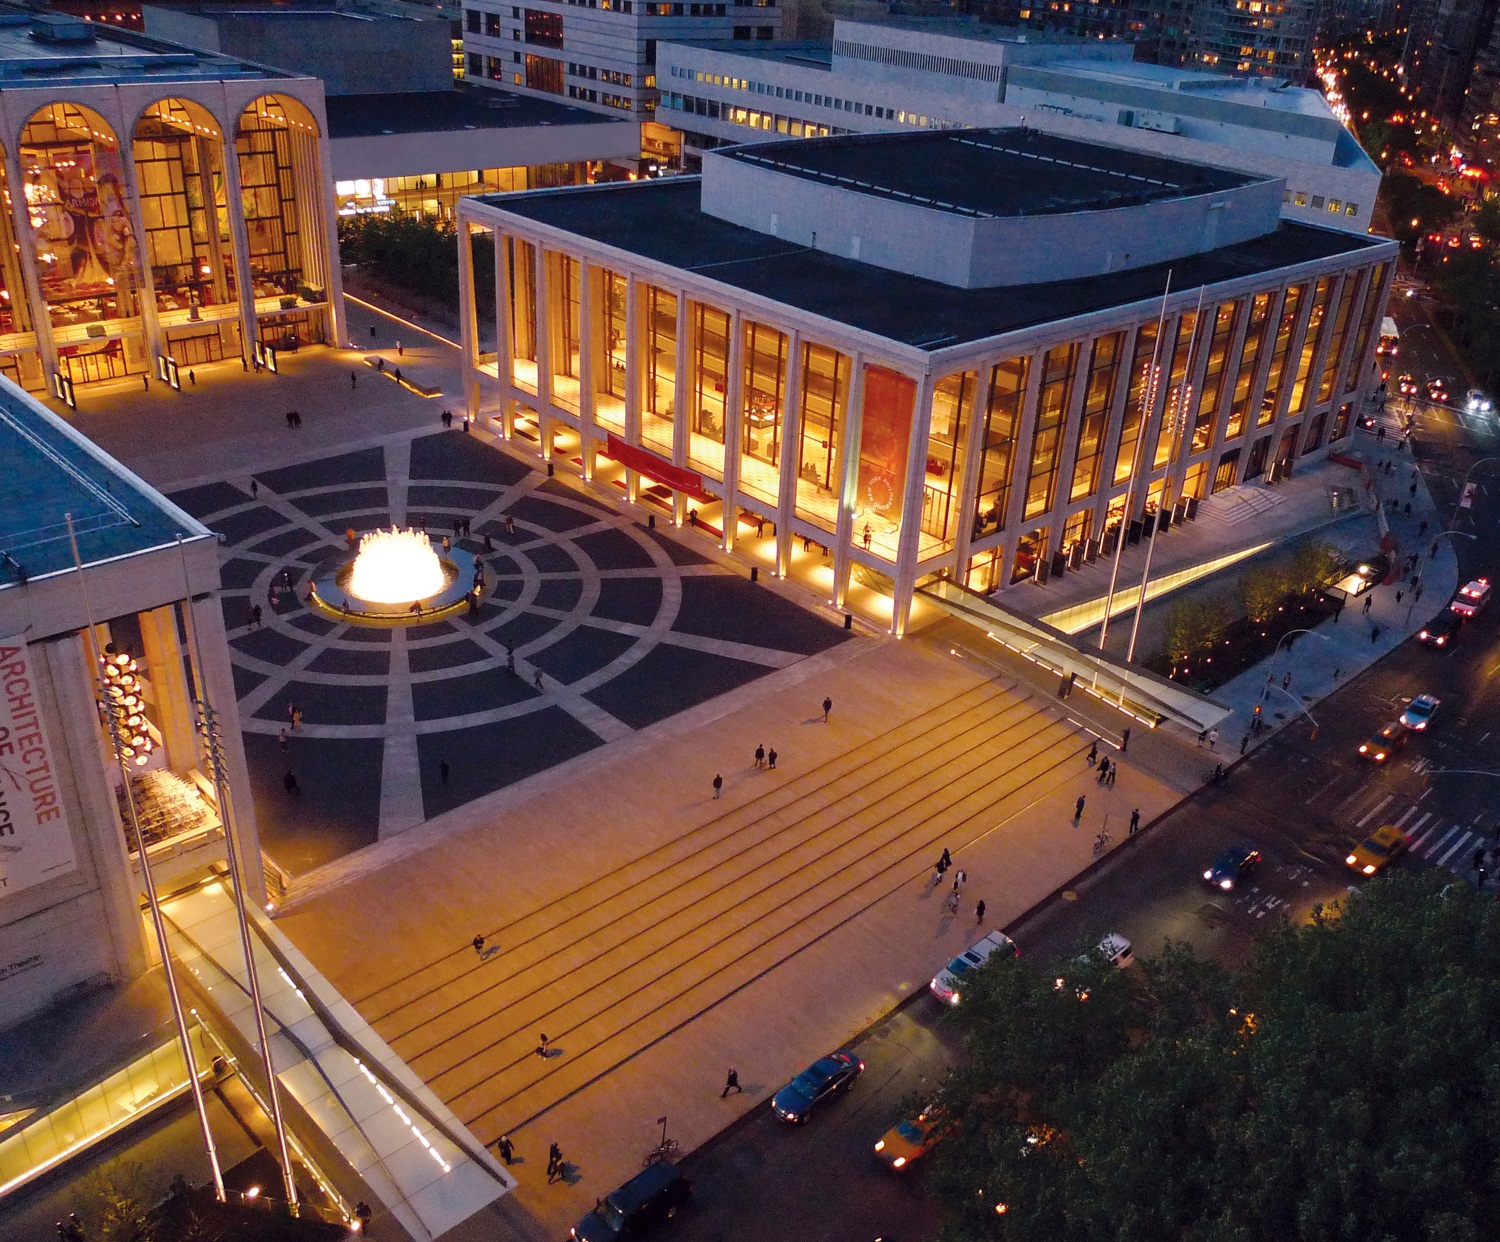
[931,848,985,922]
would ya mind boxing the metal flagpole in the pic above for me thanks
[176,536,299,1212]
[1094,270,1173,687]
[67,515,226,1202]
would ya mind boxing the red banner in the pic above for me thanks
[605,434,712,501]
[856,366,916,528]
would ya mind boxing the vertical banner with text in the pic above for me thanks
[856,365,917,531]
[0,637,76,899]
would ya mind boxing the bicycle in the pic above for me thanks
[642,1137,680,1168]
[1093,830,1113,857]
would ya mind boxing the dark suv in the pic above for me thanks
[571,1161,691,1240]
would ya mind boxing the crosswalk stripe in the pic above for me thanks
[1438,832,1475,868]
[1423,824,1464,858]
[1393,805,1423,830]
[1408,816,1444,849]
[1357,793,1395,828]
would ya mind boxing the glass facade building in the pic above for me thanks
[457,129,1398,633]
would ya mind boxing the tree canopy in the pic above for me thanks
[931,872,1500,1242]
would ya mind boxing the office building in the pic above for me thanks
[456,127,1396,632]
[658,19,1381,231]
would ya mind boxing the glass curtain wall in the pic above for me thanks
[641,284,676,454]
[972,356,1029,541]
[1259,283,1306,426]
[235,96,331,307]
[1191,301,1239,452]
[1023,342,1078,522]
[591,267,626,431]
[1153,311,1198,468]
[1225,292,1272,441]
[1071,331,1123,502]
[1316,272,1361,405]
[1345,263,1387,391]
[1287,276,1334,415]
[1113,323,1158,486]
[131,99,238,319]
[548,251,580,411]
[923,371,974,550]
[795,342,849,531]
[507,236,537,389]
[740,320,787,504]
[689,301,730,479]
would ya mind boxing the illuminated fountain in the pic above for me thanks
[348,528,447,605]
[309,525,478,625]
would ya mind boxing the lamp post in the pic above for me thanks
[1260,628,1331,702]
[69,515,225,1202]
[176,537,298,1211]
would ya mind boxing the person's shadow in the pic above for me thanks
[556,1161,581,1186]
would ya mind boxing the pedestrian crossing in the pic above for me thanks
[1341,785,1494,879]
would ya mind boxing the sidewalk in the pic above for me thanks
[1207,414,1457,755]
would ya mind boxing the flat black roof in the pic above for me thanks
[720,128,1255,219]
[324,88,623,139]
[479,177,1388,350]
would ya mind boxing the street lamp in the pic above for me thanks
[1261,628,1330,702]
[1407,529,1477,625]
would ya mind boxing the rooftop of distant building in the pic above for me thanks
[0,3,291,84]
[0,381,206,587]
[324,87,624,139]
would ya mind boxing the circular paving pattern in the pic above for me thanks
[169,432,849,875]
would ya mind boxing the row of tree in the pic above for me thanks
[931,870,1500,1240]
[337,213,495,318]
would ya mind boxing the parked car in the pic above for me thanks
[1451,578,1491,619]
[1358,721,1408,763]
[1418,612,1463,649]
[771,1050,864,1123]
[1399,693,1441,731]
[929,930,1017,1006]
[1202,846,1263,891]
[1054,933,1134,1000]
[1466,388,1493,413]
[1346,824,1409,877]
[571,1161,692,1241]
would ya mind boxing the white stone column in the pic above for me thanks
[623,273,641,503]
[533,241,553,461]
[672,292,691,525]
[774,330,804,577]
[1092,326,1138,540]
[578,258,596,479]
[720,310,746,552]
[952,357,997,583]
[494,231,515,437]
[458,220,480,422]
[891,370,937,636]
[222,129,259,366]
[118,136,166,367]
[1199,293,1255,490]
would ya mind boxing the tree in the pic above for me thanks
[1238,565,1286,623]
[79,1161,158,1242]
[1164,596,1229,663]
[337,212,494,318]
[1286,540,1342,595]
[930,871,1500,1241]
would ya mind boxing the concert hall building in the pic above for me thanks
[455,127,1397,633]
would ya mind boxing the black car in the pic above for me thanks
[1202,846,1262,891]
[1418,611,1463,650]
[571,1161,692,1240]
[771,1049,864,1123]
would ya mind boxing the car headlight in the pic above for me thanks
[1203,870,1214,880]
[875,1140,885,1152]
[948,993,960,1006]
[892,1157,907,1169]
[1375,751,1386,761]
[1346,854,1358,865]
[1219,879,1233,890]
[1358,744,1369,753]
[1363,864,1377,875]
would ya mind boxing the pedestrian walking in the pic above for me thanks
[713,773,723,799]
[1197,729,1207,749]
[1097,757,1109,785]
[285,409,295,429]
[250,478,259,498]
[351,371,358,389]
[1074,794,1085,821]
[442,410,453,429]
[484,532,494,553]
[1106,763,1116,787]
[533,668,544,690]
[862,523,872,550]
[506,644,515,672]
[755,516,765,538]
[369,325,377,339]
[1120,727,1130,752]
[1087,740,1098,766]
[768,747,778,770]
[1415,584,1423,602]
[1362,595,1373,615]
[293,708,303,730]
[283,770,300,795]
[188,370,195,386]
[442,535,451,553]
[1129,808,1140,835]
[397,339,404,357]
[547,1143,563,1183]
[252,604,263,628]
[439,759,450,784]
[393,369,402,385]
[355,1202,371,1235]
[505,513,516,538]
[1208,727,1219,750]
[1282,672,1292,690]
[975,899,986,924]
[1396,590,1403,604]
[278,728,288,752]
[721,1068,742,1098]
[953,868,967,889]
[754,744,766,769]
[473,934,485,956]
[1240,733,1249,756]
[536,1033,549,1058]
[822,696,832,722]
[496,1135,514,1165]
[940,848,951,870]
[143,374,150,390]
[944,888,961,915]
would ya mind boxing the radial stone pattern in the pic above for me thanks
[169,432,850,877]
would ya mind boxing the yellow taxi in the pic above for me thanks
[1346,823,1408,877]
[873,1106,946,1170]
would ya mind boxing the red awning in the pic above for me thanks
[604,434,714,502]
